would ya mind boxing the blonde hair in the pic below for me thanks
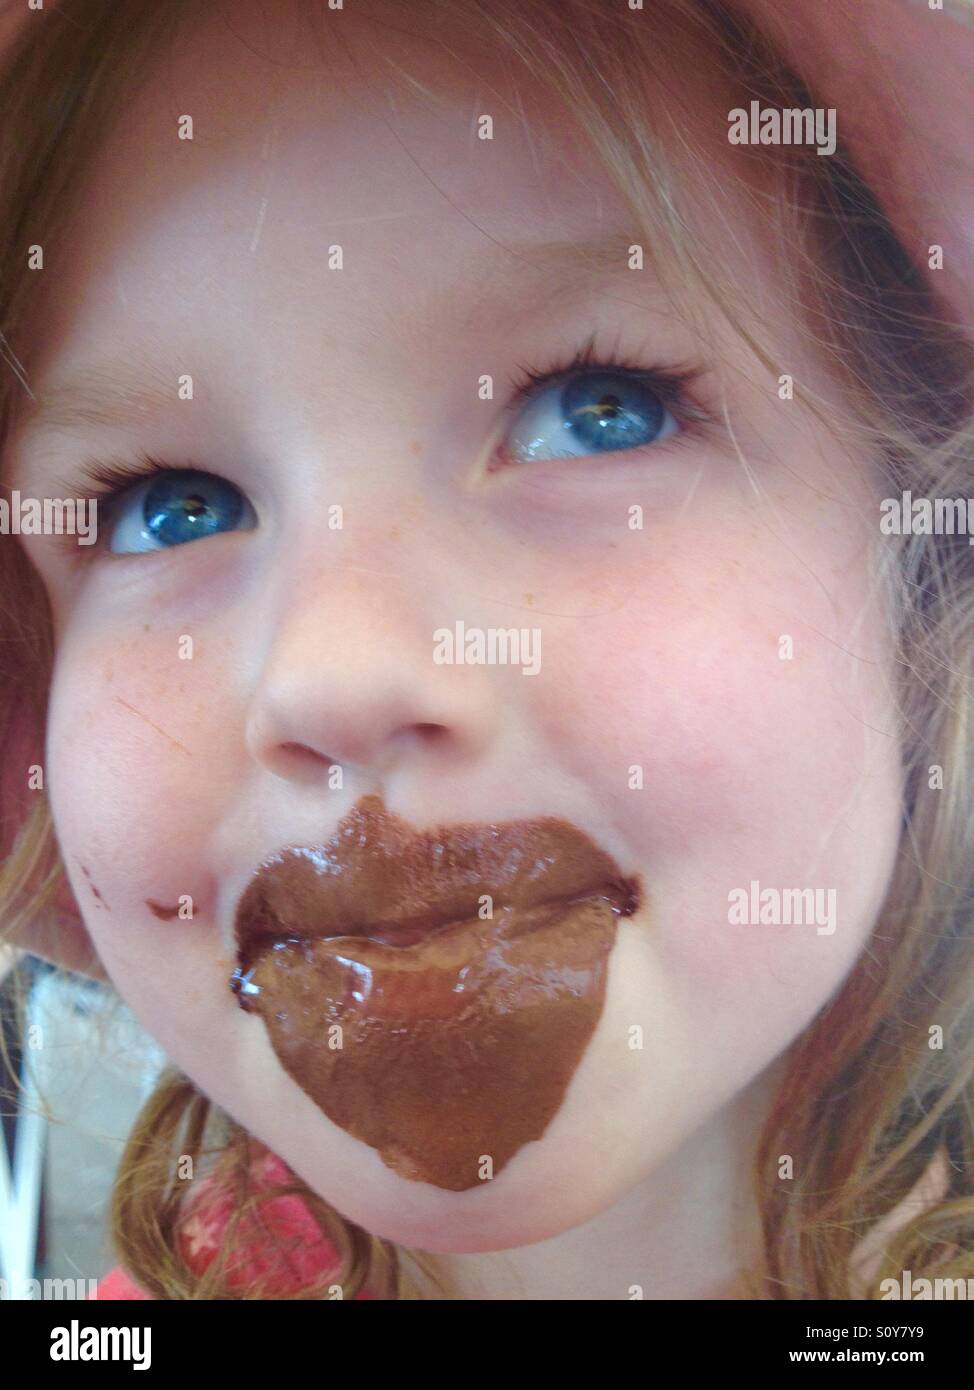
[1,0,972,1299]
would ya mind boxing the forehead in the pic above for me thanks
[15,0,790,448]
[35,5,629,346]
[38,6,740,293]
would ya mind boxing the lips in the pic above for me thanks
[230,794,640,1191]
[233,794,637,966]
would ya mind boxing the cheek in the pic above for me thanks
[537,540,903,1075]
[45,628,236,973]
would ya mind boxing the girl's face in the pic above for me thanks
[10,3,903,1253]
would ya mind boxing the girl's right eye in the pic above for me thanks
[106,468,257,554]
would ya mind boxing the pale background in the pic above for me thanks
[1,946,164,1293]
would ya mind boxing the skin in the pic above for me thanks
[7,2,905,1297]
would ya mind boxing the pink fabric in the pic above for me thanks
[92,1145,373,1300]
[96,1266,151,1301]
[737,0,974,328]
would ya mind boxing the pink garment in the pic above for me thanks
[93,1145,373,1300]
[736,0,974,331]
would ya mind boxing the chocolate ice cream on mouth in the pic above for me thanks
[232,794,640,1191]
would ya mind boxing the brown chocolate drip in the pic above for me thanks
[80,863,108,908]
[146,899,180,921]
[232,795,640,1191]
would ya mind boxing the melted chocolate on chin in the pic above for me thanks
[232,796,640,1191]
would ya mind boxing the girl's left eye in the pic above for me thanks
[107,468,257,554]
[497,366,682,467]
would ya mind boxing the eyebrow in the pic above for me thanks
[449,230,655,320]
[15,231,651,443]
[16,355,189,443]
[480,230,643,282]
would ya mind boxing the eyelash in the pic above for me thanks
[63,450,173,512]
[46,450,213,560]
[51,338,711,559]
[505,332,706,420]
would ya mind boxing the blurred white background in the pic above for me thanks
[1,949,165,1296]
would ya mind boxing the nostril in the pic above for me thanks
[269,742,337,784]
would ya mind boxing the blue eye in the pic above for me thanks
[503,368,680,465]
[108,469,257,554]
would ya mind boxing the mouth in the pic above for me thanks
[229,794,641,1191]
[231,793,638,987]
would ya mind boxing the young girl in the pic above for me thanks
[1,0,972,1300]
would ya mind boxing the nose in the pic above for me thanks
[244,560,498,785]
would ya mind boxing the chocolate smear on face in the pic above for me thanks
[231,795,639,1191]
[146,899,180,921]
